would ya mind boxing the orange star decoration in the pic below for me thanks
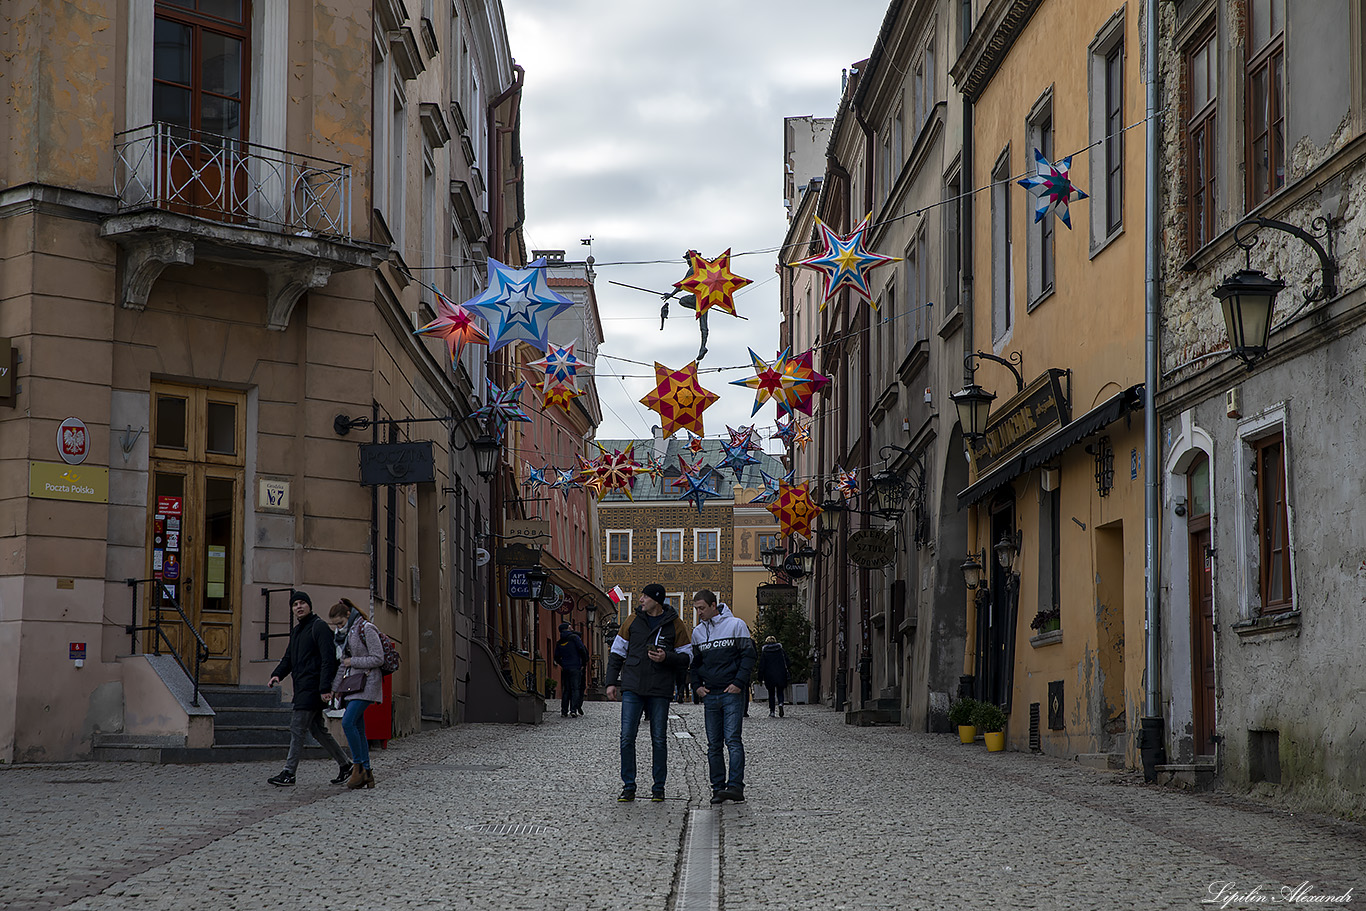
[765,481,819,538]
[594,443,640,499]
[639,361,721,437]
[674,249,752,318]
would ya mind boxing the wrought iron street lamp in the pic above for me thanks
[960,550,985,589]
[994,530,1021,571]
[951,351,1023,442]
[526,565,549,601]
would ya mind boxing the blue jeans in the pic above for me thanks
[341,699,373,770]
[703,691,745,792]
[619,691,671,792]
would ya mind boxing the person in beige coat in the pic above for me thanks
[327,599,384,789]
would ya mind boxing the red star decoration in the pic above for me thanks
[674,249,752,318]
[639,361,721,437]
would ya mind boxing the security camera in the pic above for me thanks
[1173,495,1187,517]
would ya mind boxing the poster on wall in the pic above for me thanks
[206,546,226,599]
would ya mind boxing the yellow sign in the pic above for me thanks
[29,461,109,503]
[206,546,227,598]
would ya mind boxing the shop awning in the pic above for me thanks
[537,549,611,608]
[957,383,1144,509]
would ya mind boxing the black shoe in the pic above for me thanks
[710,790,727,805]
[769,711,776,717]
[562,712,569,717]
[330,763,352,785]
[728,787,745,802]
[267,770,295,787]
[651,789,665,802]
[779,705,784,717]
[617,787,636,802]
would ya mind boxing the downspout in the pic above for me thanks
[854,106,876,708]
[1141,0,1167,781]
[959,1,979,701]
[826,157,852,712]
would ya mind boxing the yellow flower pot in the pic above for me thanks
[984,731,1005,752]
[957,725,976,744]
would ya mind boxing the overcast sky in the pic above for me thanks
[506,1,889,448]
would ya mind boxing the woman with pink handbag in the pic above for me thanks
[328,598,385,789]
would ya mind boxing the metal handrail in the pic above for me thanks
[112,122,353,239]
[124,580,210,707]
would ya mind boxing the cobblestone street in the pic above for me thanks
[3,703,1362,911]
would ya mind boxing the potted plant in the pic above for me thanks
[1030,607,1061,633]
[949,697,980,743]
[972,702,1007,752]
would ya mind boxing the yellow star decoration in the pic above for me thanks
[765,481,819,538]
[639,361,721,437]
[674,249,753,318]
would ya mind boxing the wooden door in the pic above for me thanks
[1187,457,1216,756]
[148,384,246,685]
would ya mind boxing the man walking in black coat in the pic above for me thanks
[757,636,790,717]
[553,621,589,717]
[266,590,351,786]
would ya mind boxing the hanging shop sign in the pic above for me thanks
[359,441,435,485]
[505,518,551,541]
[539,584,565,611]
[0,338,13,402]
[57,417,90,465]
[969,368,1071,473]
[847,529,896,569]
[497,542,543,567]
[507,568,533,599]
[756,583,798,607]
[29,461,109,503]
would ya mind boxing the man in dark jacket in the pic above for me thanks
[605,584,692,802]
[690,591,756,803]
[265,590,351,786]
[757,636,790,717]
[553,621,589,718]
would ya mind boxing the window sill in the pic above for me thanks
[1089,224,1124,260]
[1026,285,1055,314]
[1029,629,1063,648]
[1233,609,1301,638]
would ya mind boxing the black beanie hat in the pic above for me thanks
[558,621,570,632]
[289,590,313,609]
[642,583,666,605]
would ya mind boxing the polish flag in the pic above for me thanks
[609,585,626,604]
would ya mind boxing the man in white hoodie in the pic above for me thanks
[690,590,757,804]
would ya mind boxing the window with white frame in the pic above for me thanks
[1236,405,1295,616]
[390,77,407,249]
[658,528,683,563]
[1246,0,1286,208]
[1185,24,1218,251]
[911,38,936,138]
[991,148,1013,341]
[1026,96,1056,308]
[694,529,720,562]
[667,591,685,612]
[1088,10,1126,250]
[607,530,632,563]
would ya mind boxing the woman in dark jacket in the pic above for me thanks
[757,636,790,717]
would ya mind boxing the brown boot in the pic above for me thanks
[347,764,366,789]
[364,768,375,789]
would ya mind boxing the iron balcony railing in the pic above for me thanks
[113,122,352,240]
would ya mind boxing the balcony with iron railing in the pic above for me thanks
[102,123,380,330]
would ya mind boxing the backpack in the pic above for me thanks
[375,627,401,676]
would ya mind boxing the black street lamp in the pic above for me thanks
[961,550,986,590]
[472,433,500,480]
[951,382,996,442]
[526,565,549,601]
[994,530,1021,571]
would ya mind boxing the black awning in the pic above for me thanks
[957,384,1144,509]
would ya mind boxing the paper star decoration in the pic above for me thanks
[472,379,532,441]
[777,349,831,419]
[594,443,640,499]
[525,466,548,491]
[835,466,859,502]
[639,361,721,437]
[639,456,666,482]
[727,424,762,451]
[550,469,581,494]
[718,439,760,478]
[671,457,722,514]
[528,342,585,410]
[789,215,900,309]
[674,249,752,318]
[765,481,819,538]
[414,292,490,366]
[688,434,705,454]
[730,348,811,416]
[463,257,576,351]
[1017,148,1089,229]
[774,417,812,451]
[576,454,608,499]
[751,467,793,505]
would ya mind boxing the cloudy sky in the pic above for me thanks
[506,1,889,447]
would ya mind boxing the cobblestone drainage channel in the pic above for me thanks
[463,824,557,836]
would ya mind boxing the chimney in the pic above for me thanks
[651,425,667,461]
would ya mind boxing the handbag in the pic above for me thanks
[336,671,366,695]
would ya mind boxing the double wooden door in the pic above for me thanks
[147,383,246,685]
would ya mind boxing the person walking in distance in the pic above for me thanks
[266,590,352,786]
[757,635,790,717]
[605,584,692,802]
[554,621,589,717]
[327,598,384,789]
[690,591,756,804]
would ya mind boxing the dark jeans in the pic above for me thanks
[703,691,745,792]
[561,667,585,715]
[767,684,786,713]
[284,708,349,773]
[619,691,671,793]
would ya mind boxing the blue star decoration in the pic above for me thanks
[674,465,721,513]
[719,439,760,478]
[471,379,532,441]
[525,466,548,491]
[1017,148,1089,229]
[750,468,787,505]
[789,215,900,309]
[463,257,576,352]
[550,469,581,494]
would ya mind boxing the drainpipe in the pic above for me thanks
[1140,0,1167,782]
[854,107,876,708]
